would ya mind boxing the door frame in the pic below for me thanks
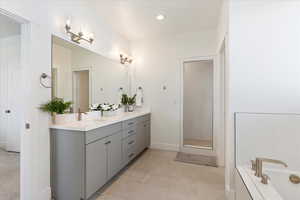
[0,7,31,200]
[72,66,93,111]
[179,55,218,157]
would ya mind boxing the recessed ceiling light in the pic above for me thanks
[156,14,165,21]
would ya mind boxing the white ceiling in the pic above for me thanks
[92,0,222,41]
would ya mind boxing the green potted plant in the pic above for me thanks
[127,94,136,112]
[39,98,72,124]
[121,94,129,112]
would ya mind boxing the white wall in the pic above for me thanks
[183,61,213,141]
[131,31,217,151]
[0,1,130,199]
[236,113,300,171]
[0,0,130,59]
[228,0,300,197]
[215,0,230,195]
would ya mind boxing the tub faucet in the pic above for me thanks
[255,157,288,177]
[77,108,87,121]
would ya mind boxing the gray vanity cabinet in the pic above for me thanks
[51,114,151,200]
[107,131,123,180]
[136,120,151,155]
[86,131,122,199]
[86,137,107,199]
[136,122,146,154]
[145,121,151,148]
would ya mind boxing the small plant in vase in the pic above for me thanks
[127,94,136,112]
[39,98,72,124]
[121,94,129,112]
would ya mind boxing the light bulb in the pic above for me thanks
[156,14,165,21]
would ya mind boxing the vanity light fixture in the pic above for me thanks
[120,54,133,65]
[65,19,94,44]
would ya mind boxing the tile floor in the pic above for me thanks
[97,149,225,200]
[0,149,20,200]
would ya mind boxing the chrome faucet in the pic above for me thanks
[255,157,288,177]
[77,108,87,121]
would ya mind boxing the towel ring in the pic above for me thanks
[40,73,52,88]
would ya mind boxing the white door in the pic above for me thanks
[0,37,9,150]
[73,70,90,112]
[0,35,21,152]
[6,35,21,152]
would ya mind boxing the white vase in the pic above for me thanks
[128,105,134,112]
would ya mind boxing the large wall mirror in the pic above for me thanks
[51,35,129,112]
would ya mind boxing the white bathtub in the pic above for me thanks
[265,169,300,200]
[237,166,300,200]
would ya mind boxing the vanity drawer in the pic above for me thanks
[122,127,136,139]
[86,123,122,144]
[122,119,137,130]
[127,148,136,162]
[122,143,137,165]
[123,134,136,150]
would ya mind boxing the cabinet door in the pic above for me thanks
[86,138,107,199]
[136,123,146,154]
[145,121,151,148]
[107,131,123,180]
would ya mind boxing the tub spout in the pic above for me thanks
[255,157,288,178]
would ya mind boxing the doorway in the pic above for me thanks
[182,59,214,150]
[0,12,22,200]
[73,70,90,112]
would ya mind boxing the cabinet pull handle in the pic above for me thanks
[128,122,134,126]
[105,141,111,145]
[128,153,135,158]
[128,140,134,145]
[128,130,134,134]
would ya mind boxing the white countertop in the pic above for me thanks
[50,108,151,132]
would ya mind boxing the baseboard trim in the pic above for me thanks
[150,143,179,151]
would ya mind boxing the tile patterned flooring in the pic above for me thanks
[0,149,19,200]
[97,149,225,200]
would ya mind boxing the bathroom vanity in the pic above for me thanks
[50,111,151,200]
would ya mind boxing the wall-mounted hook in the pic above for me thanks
[40,73,52,88]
